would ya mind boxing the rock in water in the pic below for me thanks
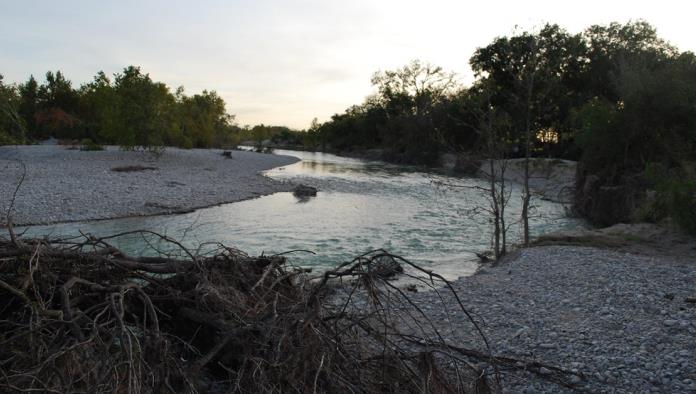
[293,184,318,197]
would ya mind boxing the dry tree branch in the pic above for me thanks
[0,234,581,393]
[4,160,26,248]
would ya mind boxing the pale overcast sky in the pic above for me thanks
[1,0,694,129]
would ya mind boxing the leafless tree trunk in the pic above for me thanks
[438,89,512,260]
[515,34,552,247]
[521,71,535,246]
[479,98,512,259]
[484,157,511,259]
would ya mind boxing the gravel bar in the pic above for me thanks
[0,145,299,225]
[410,245,696,393]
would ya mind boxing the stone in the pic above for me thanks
[292,184,318,197]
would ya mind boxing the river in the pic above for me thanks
[22,149,585,279]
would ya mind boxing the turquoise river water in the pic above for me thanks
[22,149,585,279]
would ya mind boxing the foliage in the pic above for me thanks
[34,71,80,140]
[0,75,26,145]
[663,180,696,234]
[644,163,696,234]
[306,60,466,164]
[572,22,691,173]
[582,21,678,101]
[572,97,620,173]
[18,75,38,138]
[572,44,696,230]
[109,66,174,149]
[79,71,122,144]
[236,124,300,148]
[175,89,236,148]
[471,24,588,159]
[79,138,104,151]
[4,67,242,151]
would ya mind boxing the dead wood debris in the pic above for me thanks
[111,165,159,173]
[0,231,582,393]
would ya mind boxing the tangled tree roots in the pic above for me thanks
[0,231,580,393]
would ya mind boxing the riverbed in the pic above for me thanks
[15,148,585,279]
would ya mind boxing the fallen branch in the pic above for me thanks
[0,234,580,393]
[4,160,26,248]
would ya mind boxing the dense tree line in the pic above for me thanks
[0,66,240,149]
[308,22,694,163]
[307,21,696,232]
[236,124,304,148]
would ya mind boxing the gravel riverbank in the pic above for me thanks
[0,145,299,225]
[410,245,696,393]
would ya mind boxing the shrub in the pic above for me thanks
[646,163,696,234]
[661,180,696,234]
[79,138,104,151]
[0,129,20,145]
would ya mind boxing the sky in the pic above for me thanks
[1,0,694,129]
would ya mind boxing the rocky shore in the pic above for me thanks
[410,241,696,393]
[0,145,299,225]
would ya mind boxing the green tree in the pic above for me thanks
[79,71,122,143]
[471,24,586,244]
[113,66,177,149]
[573,45,696,228]
[583,20,677,101]
[177,89,234,148]
[370,60,457,163]
[18,75,38,139]
[0,75,26,144]
[35,71,80,139]
[470,24,587,156]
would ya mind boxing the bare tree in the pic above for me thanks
[514,30,565,246]
[477,97,514,259]
[520,64,535,246]
[513,35,552,246]
[436,87,514,260]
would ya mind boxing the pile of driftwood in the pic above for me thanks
[0,230,578,393]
